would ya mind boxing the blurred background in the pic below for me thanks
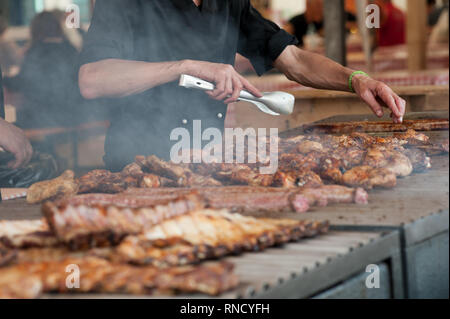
[0,0,448,174]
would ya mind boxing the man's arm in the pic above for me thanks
[274,46,406,123]
[0,119,33,169]
[79,59,262,102]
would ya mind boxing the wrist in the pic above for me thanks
[179,59,195,75]
[349,71,369,93]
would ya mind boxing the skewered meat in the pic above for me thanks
[0,219,58,249]
[0,257,238,298]
[272,170,323,188]
[43,194,204,250]
[343,166,397,189]
[26,170,79,204]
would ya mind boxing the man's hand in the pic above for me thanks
[352,75,406,123]
[183,60,263,104]
[0,119,33,169]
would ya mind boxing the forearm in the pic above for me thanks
[274,45,354,92]
[79,59,190,99]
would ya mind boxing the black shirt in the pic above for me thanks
[289,12,356,47]
[289,14,323,47]
[4,41,82,129]
[80,0,298,171]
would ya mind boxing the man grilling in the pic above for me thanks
[79,0,406,172]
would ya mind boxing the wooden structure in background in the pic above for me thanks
[407,0,428,71]
[324,0,347,66]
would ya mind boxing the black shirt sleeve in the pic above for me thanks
[79,0,135,66]
[238,1,298,75]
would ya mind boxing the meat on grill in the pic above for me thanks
[0,219,59,249]
[363,146,413,177]
[138,155,222,187]
[272,170,323,188]
[43,194,204,250]
[0,257,238,298]
[26,170,79,204]
[343,166,397,189]
[116,210,329,266]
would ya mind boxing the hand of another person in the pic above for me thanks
[184,60,263,104]
[0,119,33,169]
[352,75,406,123]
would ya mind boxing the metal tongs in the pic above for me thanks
[179,74,295,116]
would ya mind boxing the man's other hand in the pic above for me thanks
[184,60,263,104]
[352,75,406,123]
[0,119,33,169]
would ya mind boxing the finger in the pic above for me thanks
[394,96,406,122]
[8,152,23,170]
[361,91,384,117]
[225,78,243,104]
[209,79,226,99]
[377,87,401,118]
[240,76,263,98]
[216,77,233,101]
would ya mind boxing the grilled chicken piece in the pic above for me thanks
[0,257,238,298]
[402,149,432,172]
[43,194,204,250]
[364,146,413,177]
[27,170,79,204]
[296,140,325,154]
[319,157,343,183]
[394,129,430,145]
[343,166,397,189]
[279,153,320,171]
[272,170,323,188]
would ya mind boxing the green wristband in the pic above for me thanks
[349,71,369,93]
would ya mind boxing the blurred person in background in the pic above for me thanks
[285,0,357,48]
[0,16,23,76]
[3,11,82,131]
[373,0,406,47]
[430,4,449,44]
[52,9,85,51]
[428,0,449,28]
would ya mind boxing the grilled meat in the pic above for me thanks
[364,146,413,177]
[0,257,238,298]
[402,148,432,172]
[26,170,79,204]
[272,170,323,188]
[300,185,369,207]
[343,166,397,189]
[0,219,58,249]
[43,194,204,250]
[117,210,329,265]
